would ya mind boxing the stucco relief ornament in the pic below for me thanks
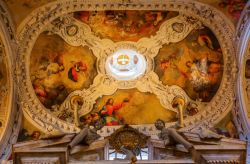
[16,0,236,136]
[0,0,20,160]
[235,1,250,139]
[56,13,198,122]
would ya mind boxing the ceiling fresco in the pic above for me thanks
[74,11,178,42]
[3,0,247,29]
[5,0,56,27]
[198,0,248,24]
[79,89,177,126]
[28,10,203,126]
[30,32,97,109]
[245,59,250,119]
[25,7,228,130]
[0,0,245,161]
[14,0,237,137]
[29,10,223,127]
[245,59,250,125]
[17,116,44,142]
[0,58,8,102]
[154,27,223,102]
[0,42,8,129]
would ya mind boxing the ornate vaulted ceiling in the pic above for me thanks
[4,0,55,28]
[14,0,236,135]
[0,0,249,161]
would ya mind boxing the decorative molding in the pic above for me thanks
[21,157,60,164]
[234,1,250,141]
[201,154,241,164]
[0,0,20,161]
[109,125,149,152]
[16,0,236,137]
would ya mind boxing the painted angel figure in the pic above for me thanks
[99,98,129,126]
[186,58,210,92]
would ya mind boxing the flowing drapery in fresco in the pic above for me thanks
[74,10,178,42]
[155,27,223,102]
[29,11,225,126]
[79,89,177,126]
[30,33,97,109]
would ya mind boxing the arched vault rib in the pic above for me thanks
[0,0,20,161]
[235,1,250,140]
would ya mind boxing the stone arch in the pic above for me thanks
[235,1,250,140]
[0,1,21,160]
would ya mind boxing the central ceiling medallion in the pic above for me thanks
[105,49,147,80]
